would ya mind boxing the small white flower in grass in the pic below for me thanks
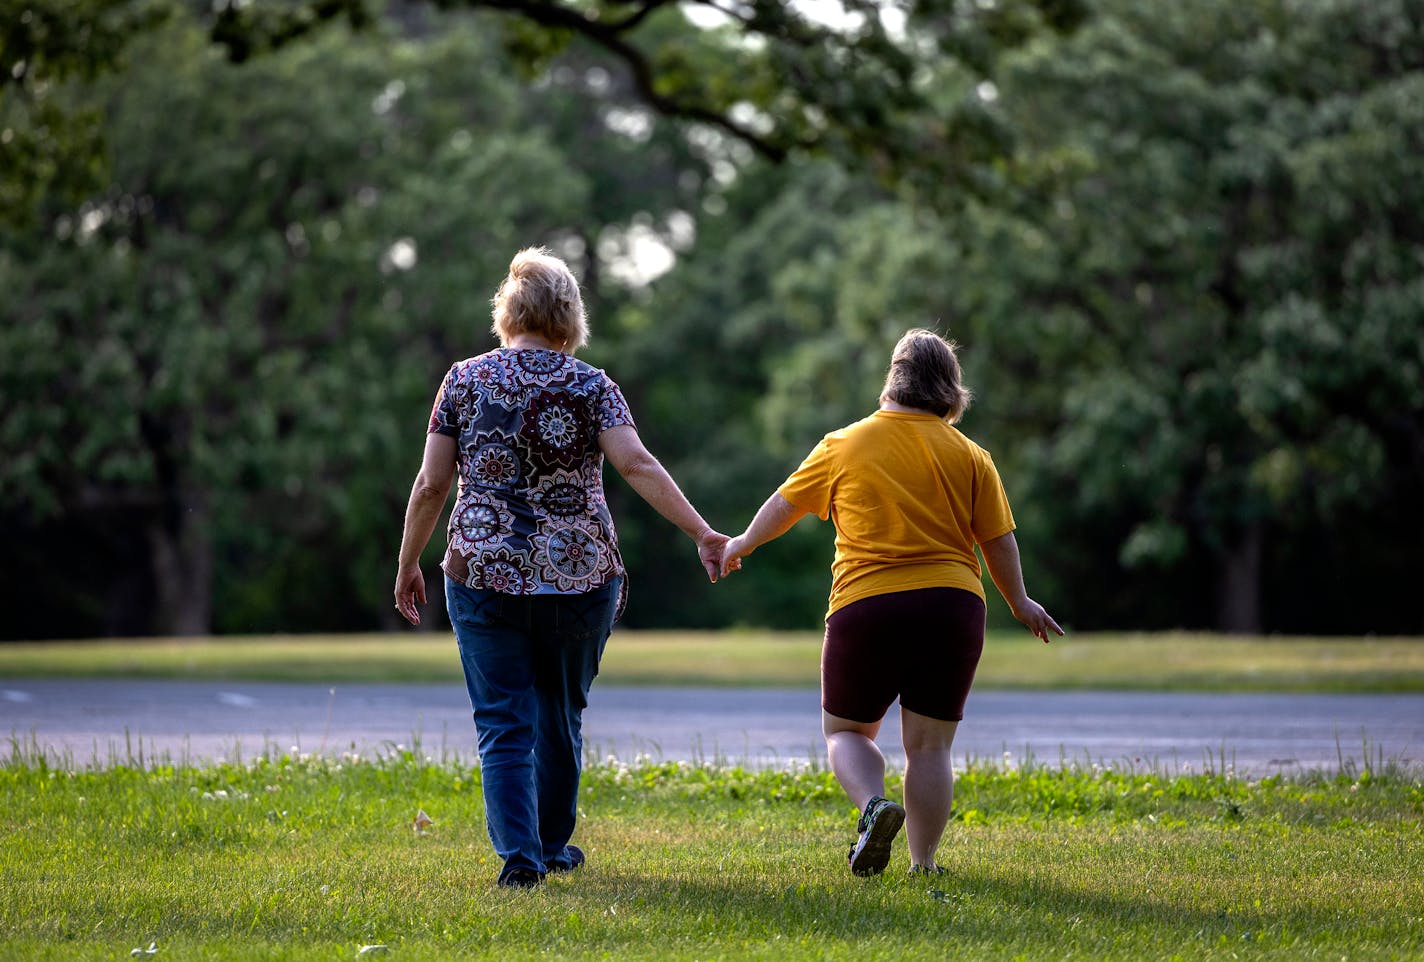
[412,809,434,835]
[130,942,158,957]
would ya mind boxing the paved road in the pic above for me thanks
[2,679,1421,775]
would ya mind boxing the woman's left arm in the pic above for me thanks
[394,432,457,625]
[599,425,727,582]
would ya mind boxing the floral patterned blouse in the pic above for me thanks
[428,348,635,613]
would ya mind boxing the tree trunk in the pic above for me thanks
[147,490,214,637]
[1216,520,1264,634]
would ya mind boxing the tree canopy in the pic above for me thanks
[3,0,1421,638]
[2,0,1085,225]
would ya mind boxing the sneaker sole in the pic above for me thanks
[849,802,905,876]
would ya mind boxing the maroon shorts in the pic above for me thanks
[822,587,986,723]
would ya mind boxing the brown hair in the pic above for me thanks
[881,328,972,421]
[490,247,589,349]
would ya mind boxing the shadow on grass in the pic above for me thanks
[556,862,1403,956]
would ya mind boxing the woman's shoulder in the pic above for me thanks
[887,416,997,464]
[833,411,884,437]
[447,348,606,383]
[449,350,500,371]
[943,424,1000,467]
[566,356,624,391]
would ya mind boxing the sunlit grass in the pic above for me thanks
[1,749,1420,961]
[1,631,1423,692]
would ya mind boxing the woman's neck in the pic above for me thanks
[505,334,567,352]
[879,397,938,416]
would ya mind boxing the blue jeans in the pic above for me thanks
[445,576,619,882]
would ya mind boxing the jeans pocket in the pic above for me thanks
[446,579,515,640]
[555,580,619,644]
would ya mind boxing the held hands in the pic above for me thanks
[719,535,749,579]
[696,529,732,583]
[695,529,749,583]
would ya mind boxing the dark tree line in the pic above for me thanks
[2,0,1421,638]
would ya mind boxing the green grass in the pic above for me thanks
[2,631,1424,692]
[2,750,1421,961]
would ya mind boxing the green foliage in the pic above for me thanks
[0,8,712,636]
[631,0,1424,634]
[0,0,169,222]
[969,0,1424,631]
[3,0,1421,637]
[208,0,369,63]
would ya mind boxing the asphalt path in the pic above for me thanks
[4,679,1421,775]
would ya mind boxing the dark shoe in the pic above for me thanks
[497,868,545,889]
[847,795,905,877]
[909,864,945,876]
[546,844,585,874]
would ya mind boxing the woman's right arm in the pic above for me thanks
[979,530,1063,643]
[394,432,457,625]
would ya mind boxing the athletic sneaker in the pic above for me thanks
[847,795,906,876]
[908,864,945,876]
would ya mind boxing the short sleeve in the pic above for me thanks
[596,373,637,433]
[776,438,835,522]
[428,365,459,437]
[970,452,1016,543]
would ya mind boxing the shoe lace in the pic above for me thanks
[856,796,885,834]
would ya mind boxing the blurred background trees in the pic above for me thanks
[2,0,1421,638]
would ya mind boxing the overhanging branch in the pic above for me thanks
[467,0,793,160]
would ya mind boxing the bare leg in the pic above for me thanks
[822,710,885,810]
[900,706,959,869]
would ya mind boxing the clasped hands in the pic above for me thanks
[695,529,750,584]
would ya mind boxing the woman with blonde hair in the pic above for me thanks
[395,247,727,888]
[721,328,1061,877]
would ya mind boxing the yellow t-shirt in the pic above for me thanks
[777,410,1016,619]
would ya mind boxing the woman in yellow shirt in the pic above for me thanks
[721,329,1062,877]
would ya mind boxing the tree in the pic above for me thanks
[622,0,1424,636]
[605,158,1013,628]
[2,0,1088,228]
[0,9,714,636]
[8,0,1421,638]
[942,0,1424,631]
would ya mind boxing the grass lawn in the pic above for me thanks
[2,752,1420,961]
[2,631,1423,692]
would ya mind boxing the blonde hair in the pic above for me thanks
[490,247,589,349]
[881,328,972,421]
